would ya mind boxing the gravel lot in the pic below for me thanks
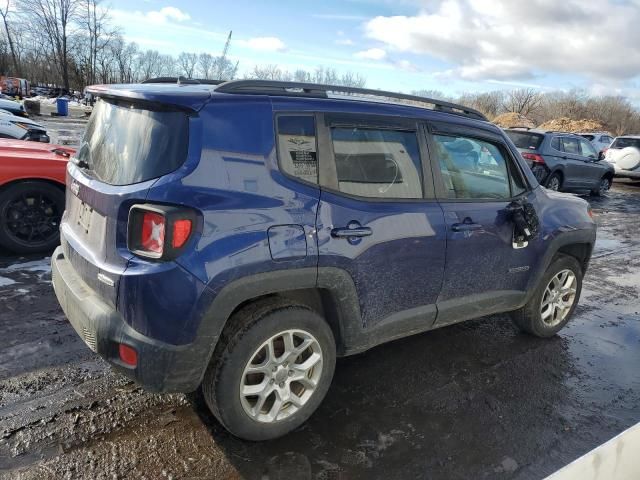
[0,181,639,480]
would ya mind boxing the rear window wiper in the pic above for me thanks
[70,156,91,170]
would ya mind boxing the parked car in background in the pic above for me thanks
[604,136,640,179]
[0,140,73,253]
[505,128,614,196]
[0,98,29,117]
[53,80,596,441]
[576,132,614,154]
[0,110,49,142]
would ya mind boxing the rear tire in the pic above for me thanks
[0,181,64,253]
[201,298,336,441]
[510,255,582,337]
[546,173,562,192]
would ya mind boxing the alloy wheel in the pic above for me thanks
[239,329,323,423]
[4,193,61,246]
[540,269,577,326]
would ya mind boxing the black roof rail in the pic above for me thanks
[214,80,488,121]
[142,76,226,86]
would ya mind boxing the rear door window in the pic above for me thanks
[277,115,318,185]
[76,99,189,186]
[560,137,580,155]
[329,127,423,199]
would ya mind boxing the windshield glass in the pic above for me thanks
[505,131,544,150]
[611,137,640,150]
[76,98,189,185]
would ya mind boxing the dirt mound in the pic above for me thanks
[492,112,536,129]
[537,118,606,133]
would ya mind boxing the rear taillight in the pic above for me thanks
[172,219,192,248]
[128,205,197,260]
[522,152,546,164]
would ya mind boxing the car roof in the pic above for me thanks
[87,80,494,127]
[614,135,640,139]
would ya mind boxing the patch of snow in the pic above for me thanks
[2,258,51,274]
[0,276,16,287]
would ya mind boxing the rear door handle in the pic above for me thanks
[331,227,372,238]
[451,222,483,232]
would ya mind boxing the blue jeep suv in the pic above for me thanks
[52,80,596,440]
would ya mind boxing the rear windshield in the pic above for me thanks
[505,131,544,150]
[76,99,189,185]
[611,137,640,150]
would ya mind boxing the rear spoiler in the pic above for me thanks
[86,84,212,112]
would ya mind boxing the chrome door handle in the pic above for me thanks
[331,227,372,238]
[451,222,483,232]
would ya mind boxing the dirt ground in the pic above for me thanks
[1,182,639,480]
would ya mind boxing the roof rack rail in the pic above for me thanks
[142,76,226,86]
[214,80,488,121]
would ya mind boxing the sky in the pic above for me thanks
[107,0,640,100]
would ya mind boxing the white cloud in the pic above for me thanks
[354,48,387,60]
[241,37,287,52]
[364,0,640,83]
[336,38,355,46]
[146,6,190,24]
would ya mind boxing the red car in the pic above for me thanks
[0,139,74,253]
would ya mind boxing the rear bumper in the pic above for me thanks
[51,246,205,392]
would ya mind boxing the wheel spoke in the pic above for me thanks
[242,379,268,397]
[295,351,322,373]
[253,390,272,417]
[282,332,295,356]
[265,394,284,422]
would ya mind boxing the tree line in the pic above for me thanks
[0,0,367,91]
[414,88,640,135]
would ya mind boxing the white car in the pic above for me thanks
[0,110,49,142]
[577,132,614,154]
[604,136,640,179]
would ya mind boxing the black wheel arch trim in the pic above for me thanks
[523,228,595,306]
[184,267,362,390]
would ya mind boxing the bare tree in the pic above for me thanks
[177,51,197,78]
[503,88,543,117]
[459,91,505,118]
[20,0,79,90]
[0,0,20,75]
[197,52,213,79]
[248,64,291,81]
[80,0,115,86]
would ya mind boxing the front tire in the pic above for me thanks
[0,181,64,253]
[590,176,611,197]
[511,255,582,337]
[201,299,336,441]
